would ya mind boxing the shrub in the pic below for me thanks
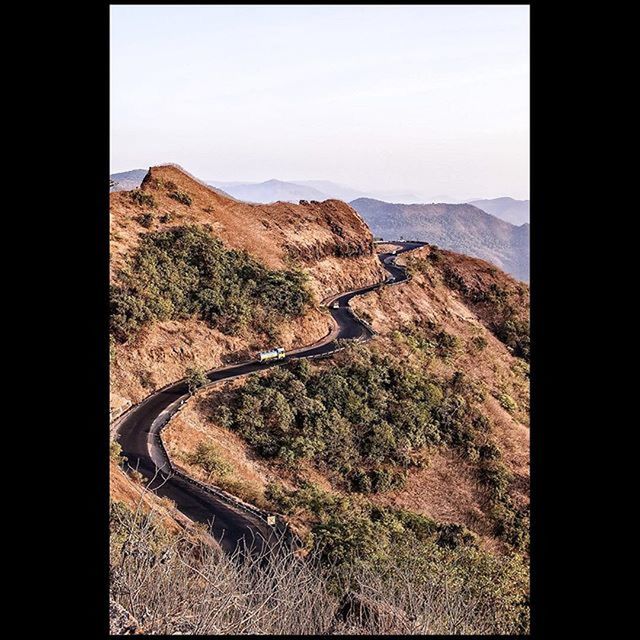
[478,460,512,504]
[110,284,152,343]
[497,392,518,414]
[494,317,530,361]
[169,190,192,206]
[159,211,174,223]
[110,440,123,462]
[130,189,155,207]
[443,266,467,292]
[136,211,154,228]
[186,366,208,395]
[435,329,461,357]
[435,522,478,549]
[471,335,488,352]
[187,441,230,480]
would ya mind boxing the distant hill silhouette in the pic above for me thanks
[467,197,529,226]
[350,198,529,282]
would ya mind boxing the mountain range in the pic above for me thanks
[350,198,529,282]
[207,178,425,205]
[109,169,529,280]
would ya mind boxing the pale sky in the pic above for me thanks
[110,5,529,200]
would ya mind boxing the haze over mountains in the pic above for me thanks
[350,198,529,282]
[468,197,529,226]
[207,179,425,205]
[110,169,148,192]
[109,169,529,281]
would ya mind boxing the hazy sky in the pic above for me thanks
[110,5,529,200]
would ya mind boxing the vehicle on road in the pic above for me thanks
[258,347,286,363]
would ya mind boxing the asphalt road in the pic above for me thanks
[114,241,425,553]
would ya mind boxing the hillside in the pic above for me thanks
[111,216,530,633]
[161,243,529,556]
[468,197,530,226]
[350,198,530,281]
[110,164,384,416]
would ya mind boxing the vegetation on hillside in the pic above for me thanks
[110,225,311,343]
[410,248,530,361]
[203,344,527,551]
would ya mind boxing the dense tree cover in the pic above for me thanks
[110,225,311,343]
[219,346,494,494]
[266,480,478,562]
[217,344,528,552]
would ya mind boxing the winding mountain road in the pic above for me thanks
[114,241,425,553]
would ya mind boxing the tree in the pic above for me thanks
[186,366,208,395]
[187,441,230,482]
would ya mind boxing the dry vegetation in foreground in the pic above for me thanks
[110,497,529,635]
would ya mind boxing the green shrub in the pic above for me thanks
[110,440,123,462]
[435,522,478,549]
[169,190,192,206]
[471,335,488,351]
[494,317,530,361]
[186,366,208,395]
[187,441,230,480]
[109,225,311,343]
[478,460,512,504]
[136,211,154,228]
[497,392,518,414]
[443,266,468,292]
[130,189,156,207]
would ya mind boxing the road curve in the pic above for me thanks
[115,241,425,553]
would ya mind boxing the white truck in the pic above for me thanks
[258,347,286,363]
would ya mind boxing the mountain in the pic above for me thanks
[291,180,366,202]
[109,164,384,413]
[206,179,328,203]
[467,197,530,226]
[110,169,148,192]
[110,166,529,633]
[207,179,425,204]
[349,198,529,282]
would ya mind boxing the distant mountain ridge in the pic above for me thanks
[467,197,529,226]
[207,179,328,203]
[110,169,148,192]
[349,198,529,282]
[108,169,529,279]
[207,179,424,204]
